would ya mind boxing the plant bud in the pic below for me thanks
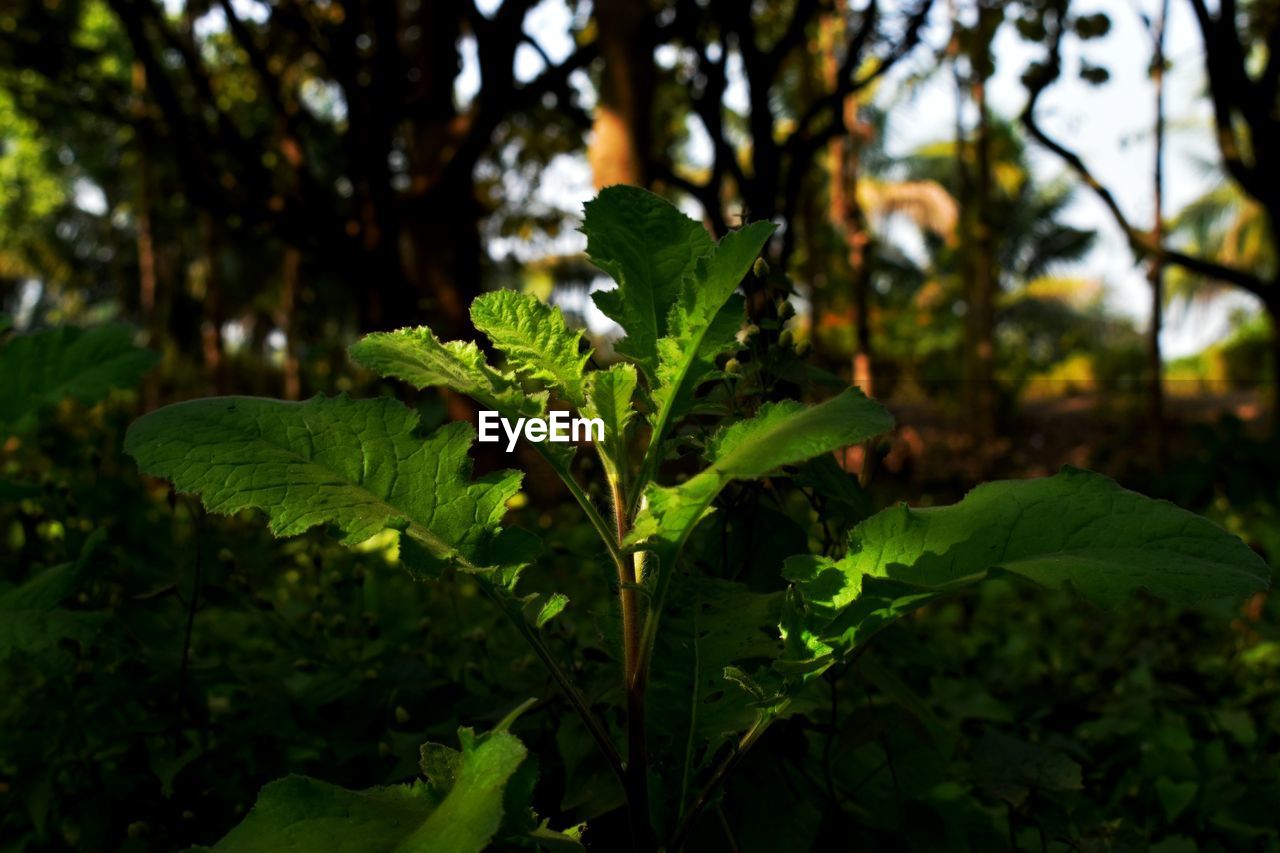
[778,329,794,348]
[752,257,770,278]
[724,358,741,375]
[776,299,795,320]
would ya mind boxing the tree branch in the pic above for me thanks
[1020,5,1270,302]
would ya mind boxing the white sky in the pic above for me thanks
[882,0,1259,357]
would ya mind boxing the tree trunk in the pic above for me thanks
[968,1,998,441]
[400,187,484,343]
[825,6,875,398]
[396,1,478,342]
[198,212,229,395]
[132,60,162,411]
[590,0,655,189]
[278,246,302,401]
[1268,296,1280,437]
[1147,0,1169,458]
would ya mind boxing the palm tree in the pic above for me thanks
[1168,182,1275,306]
[902,119,1098,402]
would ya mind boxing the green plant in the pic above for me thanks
[122,188,1270,851]
[1,322,159,436]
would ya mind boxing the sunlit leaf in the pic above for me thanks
[470,290,590,408]
[582,362,637,484]
[124,395,531,572]
[648,221,775,438]
[208,728,540,852]
[350,327,543,418]
[629,389,893,565]
[584,186,715,378]
[782,467,1272,677]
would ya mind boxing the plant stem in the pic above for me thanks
[478,579,626,787]
[611,479,654,851]
[545,451,626,569]
[668,704,787,850]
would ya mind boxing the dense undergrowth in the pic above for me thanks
[1,190,1275,851]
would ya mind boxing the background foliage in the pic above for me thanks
[2,0,1278,850]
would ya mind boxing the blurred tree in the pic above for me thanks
[1143,0,1171,451]
[590,0,656,188]
[816,89,958,396]
[1169,183,1275,306]
[2,0,594,341]
[1022,0,1280,415]
[957,0,1003,440]
[651,0,933,246]
[902,120,1096,397]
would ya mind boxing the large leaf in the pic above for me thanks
[0,324,158,434]
[781,467,1272,676]
[647,221,776,440]
[349,327,543,418]
[584,186,715,377]
[349,326,574,473]
[649,576,784,783]
[210,729,538,852]
[124,395,529,571]
[629,390,894,566]
[470,290,590,408]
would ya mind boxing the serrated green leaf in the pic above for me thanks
[792,466,1270,611]
[419,743,462,795]
[210,729,529,852]
[349,325,577,474]
[349,327,543,418]
[780,467,1272,682]
[582,362,637,484]
[534,592,570,628]
[0,324,158,434]
[584,186,715,376]
[629,389,893,564]
[124,395,531,572]
[648,221,775,437]
[470,290,590,407]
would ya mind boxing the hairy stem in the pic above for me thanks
[611,479,653,850]
[544,451,626,569]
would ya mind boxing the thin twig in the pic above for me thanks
[478,579,625,786]
[669,704,788,849]
[174,500,203,754]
